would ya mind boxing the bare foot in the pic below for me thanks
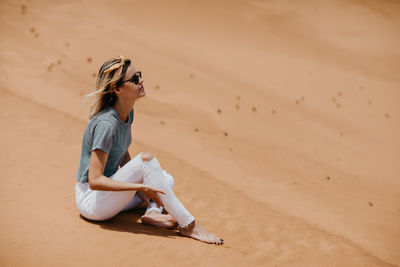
[141,211,178,229]
[179,220,223,245]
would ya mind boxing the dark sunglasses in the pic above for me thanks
[121,71,142,85]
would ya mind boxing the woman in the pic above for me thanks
[75,55,223,245]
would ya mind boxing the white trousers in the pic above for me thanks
[75,153,195,228]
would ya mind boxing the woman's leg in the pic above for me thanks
[76,153,194,228]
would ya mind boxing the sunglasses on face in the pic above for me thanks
[121,71,142,85]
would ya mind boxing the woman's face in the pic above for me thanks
[116,65,145,102]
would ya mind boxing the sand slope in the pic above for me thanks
[1,0,399,266]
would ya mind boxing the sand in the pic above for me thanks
[1,0,399,266]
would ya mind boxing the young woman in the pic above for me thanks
[75,55,223,245]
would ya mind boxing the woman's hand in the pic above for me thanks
[140,185,166,207]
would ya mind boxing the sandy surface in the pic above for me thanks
[1,0,399,266]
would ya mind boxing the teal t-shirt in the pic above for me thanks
[76,106,134,183]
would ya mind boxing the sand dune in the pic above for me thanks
[1,0,399,266]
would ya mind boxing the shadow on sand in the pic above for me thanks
[79,208,180,240]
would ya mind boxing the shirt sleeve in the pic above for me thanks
[91,121,115,154]
[129,109,134,124]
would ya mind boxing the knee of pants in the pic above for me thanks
[140,152,154,162]
[162,170,174,189]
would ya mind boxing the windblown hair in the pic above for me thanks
[85,57,131,119]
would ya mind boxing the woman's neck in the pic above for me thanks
[113,99,134,123]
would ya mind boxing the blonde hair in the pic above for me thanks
[85,57,132,119]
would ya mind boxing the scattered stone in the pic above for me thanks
[326,176,330,180]
[160,121,165,125]
[87,57,92,63]
[57,59,62,65]
[194,128,199,132]
[189,73,194,79]
[223,131,228,136]
[92,73,96,77]
[217,109,221,114]
[235,104,240,110]
[368,202,373,207]
[155,85,160,90]
[384,113,390,118]
[252,107,257,112]
[30,27,35,33]
[236,96,240,101]
[272,109,276,115]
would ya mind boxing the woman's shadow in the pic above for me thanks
[79,208,180,240]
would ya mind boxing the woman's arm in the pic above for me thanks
[119,150,131,168]
[88,149,165,205]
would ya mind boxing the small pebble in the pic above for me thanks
[252,107,257,112]
[194,128,199,132]
[155,85,160,90]
[236,96,241,101]
[160,121,165,125]
[368,202,373,207]
[272,109,276,115]
[235,104,240,110]
[384,113,389,118]
[326,176,330,180]
[223,131,228,136]
[217,109,221,114]
[87,57,92,63]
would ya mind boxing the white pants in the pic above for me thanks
[75,153,195,228]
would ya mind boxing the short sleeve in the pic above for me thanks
[91,121,115,154]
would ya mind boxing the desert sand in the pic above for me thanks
[1,0,399,266]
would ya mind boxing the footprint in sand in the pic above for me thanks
[47,63,55,72]
[21,4,27,14]
[252,107,256,112]
[217,109,222,114]
[87,57,92,63]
